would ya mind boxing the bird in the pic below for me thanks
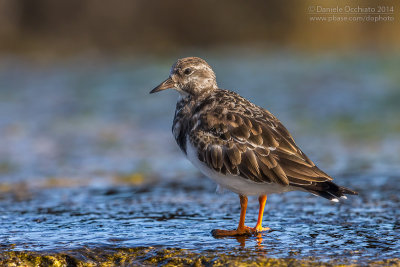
[150,57,358,236]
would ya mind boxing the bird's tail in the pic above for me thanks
[300,181,358,202]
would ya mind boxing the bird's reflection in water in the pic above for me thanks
[235,233,265,249]
[214,232,266,249]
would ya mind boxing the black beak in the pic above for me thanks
[150,77,175,94]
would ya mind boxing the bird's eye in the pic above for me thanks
[183,68,192,75]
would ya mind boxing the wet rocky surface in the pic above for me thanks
[0,53,399,265]
[0,174,400,266]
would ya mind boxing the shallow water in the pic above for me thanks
[1,175,399,263]
[0,53,399,264]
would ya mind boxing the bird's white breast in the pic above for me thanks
[185,139,295,196]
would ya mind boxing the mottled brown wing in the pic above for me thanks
[189,109,332,186]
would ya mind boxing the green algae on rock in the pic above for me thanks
[1,248,399,267]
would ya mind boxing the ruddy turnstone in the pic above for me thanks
[150,57,358,236]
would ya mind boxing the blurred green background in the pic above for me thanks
[0,0,399,186]
[0,0,399,56]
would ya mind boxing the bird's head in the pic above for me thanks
[150,57,218,98]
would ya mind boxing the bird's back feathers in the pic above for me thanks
[173,89,357,199]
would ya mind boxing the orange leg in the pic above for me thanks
[212,195,252,236]
[252,195,270,232]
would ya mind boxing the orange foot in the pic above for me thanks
[212,226,270,237]
[247,225,270,233]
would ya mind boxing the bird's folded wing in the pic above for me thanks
[188,109,332,186]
